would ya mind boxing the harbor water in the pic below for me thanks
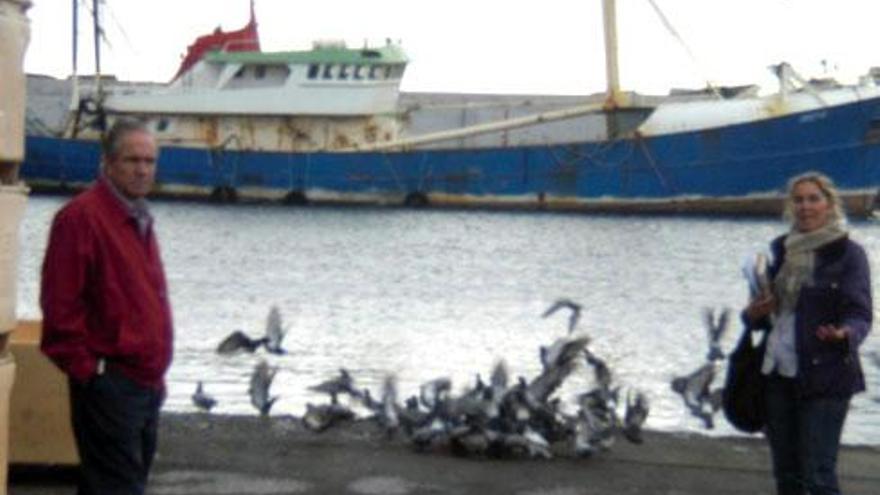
[14,195,880,445]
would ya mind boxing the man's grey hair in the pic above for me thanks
[101,118,152,159]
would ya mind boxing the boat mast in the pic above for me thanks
[602,0,624,108]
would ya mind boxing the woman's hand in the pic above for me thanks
[816,324,850,342]
[745,293,776,323]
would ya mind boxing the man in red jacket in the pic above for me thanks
[40,118,173,495]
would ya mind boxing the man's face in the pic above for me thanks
[104,130,157,200]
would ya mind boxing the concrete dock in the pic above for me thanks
[9,412,880,495]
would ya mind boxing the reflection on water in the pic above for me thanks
[16,196,880,445]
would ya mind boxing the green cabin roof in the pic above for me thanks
[204,44,408,66]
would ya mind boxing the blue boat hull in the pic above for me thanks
[20,95,880,215]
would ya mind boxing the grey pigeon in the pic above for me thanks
[264,305,287,354]
[540,335,590,371]
[584,348,613,392]
[249,360,278,416]
[302,402,355,432]
[671,362,719,429]
[704,307,731,362]
[378,374,400,436]
[742,251,772,298]
[398,396,431,433]
[622,389,650,444]
[529,358,578,403]
[498,427,552,459]
[541,298,583,334]
[489,359,509,398]
[308,368,355,404]
[191,380,217,412]
[419,377,452,411]
[410,417,448,450]
[216,330,267,355]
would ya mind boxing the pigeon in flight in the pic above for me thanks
[742,251,772,299]
[249,359,278,417]
[216,329,268,355]
[264,305,287,355]
[704,307,731,362]
[671,362,720,429]
[541,298,583,334]
[419,377,452,412]
[308,368,355,404]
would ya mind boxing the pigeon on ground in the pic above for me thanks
[191,381,217,413]
[302,402,356,432]
[622,389,650,444]
[378,374,401,436]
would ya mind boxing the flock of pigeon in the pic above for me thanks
[296,302,652,459]
[191,299,880,459]
[192,305,287,415]
[193,300,652,459]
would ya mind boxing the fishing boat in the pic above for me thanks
[20,0,880,214]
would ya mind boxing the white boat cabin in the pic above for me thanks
[105,40,407,116]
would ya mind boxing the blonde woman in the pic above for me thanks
[744,172,872,495]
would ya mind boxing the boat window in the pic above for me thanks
[339,64,349,80]
[307,64,320,79]
[368,65,379,79]
[255,65,266,79]
[322,64,334,79]
[156,118,169,132]
[353,65,363,80]
[383,65,392,79]
[234,67,244,78]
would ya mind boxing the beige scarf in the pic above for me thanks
[773,223,847,313]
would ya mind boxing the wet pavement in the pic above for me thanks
[9,413,880,495]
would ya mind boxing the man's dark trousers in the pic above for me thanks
[69,368,163,495]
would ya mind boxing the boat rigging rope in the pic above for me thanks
[634,135,676,194]
[645,0,722,100]
[544,135,636,171]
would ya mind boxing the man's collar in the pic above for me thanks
[100,176,150,216]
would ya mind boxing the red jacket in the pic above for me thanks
[40,179,173,390]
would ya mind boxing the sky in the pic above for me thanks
[21,0,880,96]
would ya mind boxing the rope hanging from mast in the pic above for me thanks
[645,0,722,99]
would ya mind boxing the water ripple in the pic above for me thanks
[15,197,880,445]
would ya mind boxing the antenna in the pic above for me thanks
[70,0,80,112]
[92,0,102,99]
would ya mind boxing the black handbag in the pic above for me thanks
[722,326,767,433]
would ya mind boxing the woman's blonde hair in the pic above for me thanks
[782,171,846,225]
